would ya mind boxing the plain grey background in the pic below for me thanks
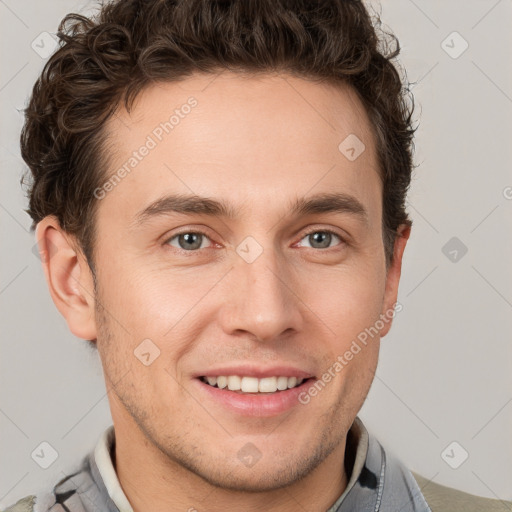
[1,0,511,507]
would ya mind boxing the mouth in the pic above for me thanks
[198,375,310,394]
[194,372,315,416]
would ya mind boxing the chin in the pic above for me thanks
[191,462,312,493]
[161,435,340,493]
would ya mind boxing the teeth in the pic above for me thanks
[227,375,241,391]
[258,377,277,392]
[241,376,259,392]
[276,376,288,390]
[202,375,306,393]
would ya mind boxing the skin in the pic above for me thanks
[36,71,410,512]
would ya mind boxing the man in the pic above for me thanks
[4,0,510,511]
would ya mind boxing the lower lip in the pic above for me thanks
[194,378,314,417]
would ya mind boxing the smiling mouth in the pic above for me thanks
[199,375,311,394]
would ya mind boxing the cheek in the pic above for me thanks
[310,264,386,346]
[98,256,209,334]
[96,239,386,356]
[95,262,219,387]
[311,270,383,405]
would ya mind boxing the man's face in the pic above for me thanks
[92,72,402,491]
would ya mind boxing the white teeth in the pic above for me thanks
[227,375,241,391]
[258,377,277,393]
[276,376,288,390]
[217,376,228,389]
[202,375,306,393]
[241,376,259,392]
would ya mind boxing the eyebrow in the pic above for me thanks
[131,191,369,228]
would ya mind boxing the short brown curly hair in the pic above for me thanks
[21,0,416,275]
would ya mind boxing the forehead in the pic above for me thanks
[99,71,381,230]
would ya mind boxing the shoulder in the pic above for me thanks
[1,453,96,512]
[1,483,76,512]
[1,496,36,512]
[1,490,58,512]
[411,471,512,512]
[0,493,57,512]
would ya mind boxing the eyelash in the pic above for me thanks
[164,227,347,254]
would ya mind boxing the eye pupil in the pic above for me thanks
[179,233,202,250]
[309,231,331,249]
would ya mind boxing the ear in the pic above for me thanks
[379,223,411,338]
[34,215,97,341]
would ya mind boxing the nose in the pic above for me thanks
[218,247,304,343]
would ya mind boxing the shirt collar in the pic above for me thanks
[94,415,369,512]
[94,426,134,512]
[326,415,369,511]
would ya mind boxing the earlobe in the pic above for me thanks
[379,224,411,338]
[35,216,97,341]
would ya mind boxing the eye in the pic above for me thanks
[297,229,345,250]
[165,230,213,252]
[163,227,346,254]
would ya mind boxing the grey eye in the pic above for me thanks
[168,232,209,251]
[300,231,341,249]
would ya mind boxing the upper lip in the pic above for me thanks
[194,365,314,379]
